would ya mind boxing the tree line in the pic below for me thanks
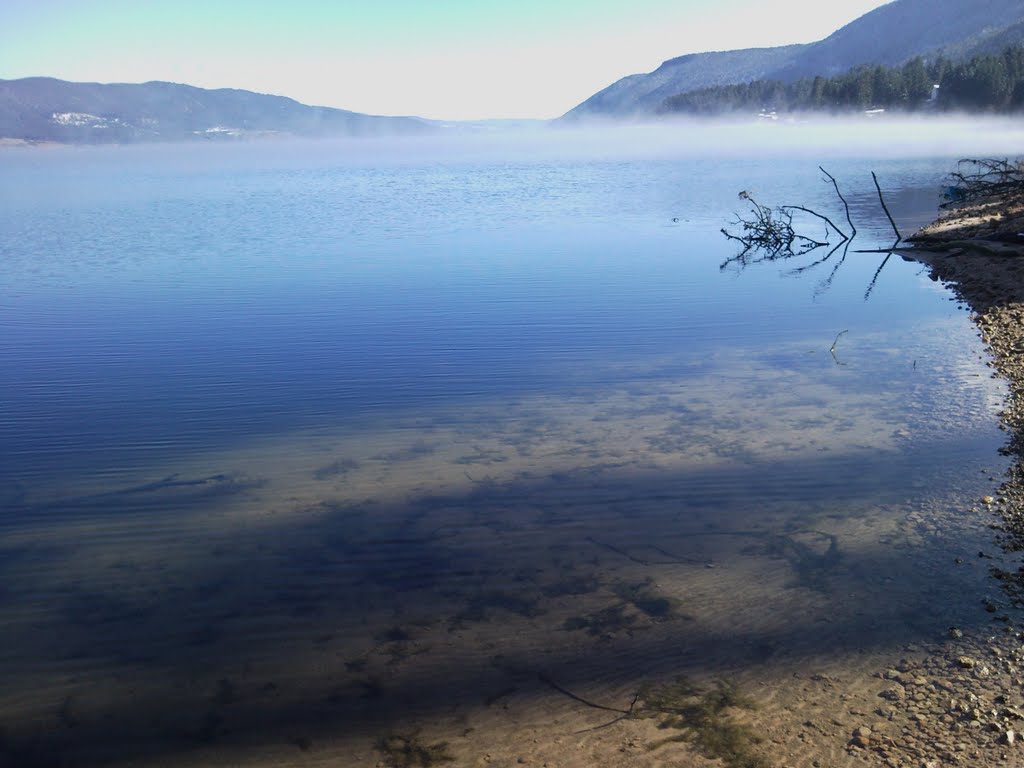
[660,45,1024,115]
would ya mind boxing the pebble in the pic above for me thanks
[881,685,906,701]
[851,726,872,748]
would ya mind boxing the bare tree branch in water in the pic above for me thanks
[819,166,857,238]
[779,204,849,243]
[720,192,834,268]
[861,172,903,300]
[720,168,853,271]
[720,167,905,299]
[872,172,902,242]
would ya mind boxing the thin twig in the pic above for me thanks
[588,536,702,566]
[830,330,849,366]
[820,167,856,238]
[780,205,847,242]
[871,172,901,242]
[650,545,703,565]
[538,673,630,714]
[573,693,642,734]
[588,537,652,566]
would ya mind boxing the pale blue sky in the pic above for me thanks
[2,1,893,120]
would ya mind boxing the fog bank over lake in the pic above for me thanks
[4,115,1021,167]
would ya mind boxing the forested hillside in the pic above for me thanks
[661,45,1024,115]
[564,0,1024,119]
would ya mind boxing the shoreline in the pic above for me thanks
[907,188,1024,458]
[871,186,1024,766]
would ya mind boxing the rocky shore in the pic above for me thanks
[854,184,1024,767]
[907,186,1024,458]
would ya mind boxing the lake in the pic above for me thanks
[0,120,1020,767]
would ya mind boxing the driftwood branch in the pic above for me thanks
[538,673,633,715]
[573,693,642,733]
[720,193,828,264]
[779,205,848,242]
[829,329,849,365]
[871,172,901,242]
[830,330,848,354]
[719,168,904,298]
[537,672,641,734]
[588,536,701,566]
[819,166,856,237]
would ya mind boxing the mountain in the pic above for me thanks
[569,45,805,118]
[0,78,434,144]
[564,0,1024,119]
[962,17,1024,56]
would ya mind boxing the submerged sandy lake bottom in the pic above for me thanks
[0,141,1018,765]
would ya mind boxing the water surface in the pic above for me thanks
[0,126,1016,765]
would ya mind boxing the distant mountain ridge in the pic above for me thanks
[0,78,433,144]
[564,0,1024,119]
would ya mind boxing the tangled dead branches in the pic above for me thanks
[720,192,829,262]
[720,168,856,269]
[718,167,903,299]
[944,158,1024,207]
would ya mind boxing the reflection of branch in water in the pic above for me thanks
[863,238,901,300]
[829,329,849,366]
[785,238,847,278]
[813,240,852,298]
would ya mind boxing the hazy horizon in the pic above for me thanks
[5,115,1022,161]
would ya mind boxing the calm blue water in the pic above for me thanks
[0,141,988,485]
[0,129,1016,765]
